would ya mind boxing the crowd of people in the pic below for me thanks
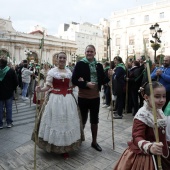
[102,55,170,118]
[0,44,170,169]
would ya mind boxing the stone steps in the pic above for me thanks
[10,98,37,127]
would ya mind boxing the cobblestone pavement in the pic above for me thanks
[0,91,133,170]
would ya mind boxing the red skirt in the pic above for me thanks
[113,147,155,170]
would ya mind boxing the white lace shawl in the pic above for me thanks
[134,101,167,128]
[166,116,170,141]
[46,67,72,87]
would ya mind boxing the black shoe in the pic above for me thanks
[91,143,102,152]
[127,110,132,113]
[113,115,122,119]
[7,123,13,128]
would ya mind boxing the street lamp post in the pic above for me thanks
[149,23,162,63]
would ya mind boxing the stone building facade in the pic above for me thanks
[98,18,110,61]
[0,18,77,65]
[110,0,170,62]
[58,21,105,62]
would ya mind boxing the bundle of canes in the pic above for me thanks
[143,38,163,170]
[33,32,44,170]
[107,27,115,150]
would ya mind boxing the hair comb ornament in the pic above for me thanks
[138,87,144,93]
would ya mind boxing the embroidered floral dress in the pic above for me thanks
[37,67,82,153]
[113,101,170,170]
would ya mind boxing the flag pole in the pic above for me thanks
[13,57,18,114]
[125,47,129,114]
[107,27,115,150]
[29,77,33,107]
[14,93,18,114]
[34,31,44,170]
[143,38,162,170]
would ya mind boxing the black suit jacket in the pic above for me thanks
[72,61,109,91]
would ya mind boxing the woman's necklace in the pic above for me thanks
[58,67,66,82]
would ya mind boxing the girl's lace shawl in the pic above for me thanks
[134,101,167,128]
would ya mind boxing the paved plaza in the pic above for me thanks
[0,91,133,170]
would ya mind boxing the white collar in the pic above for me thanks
[134,101,167,128]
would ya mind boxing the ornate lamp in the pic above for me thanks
[24,49,32,63]
[149,23,162,63]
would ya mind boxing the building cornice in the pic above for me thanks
[110,0,170,18]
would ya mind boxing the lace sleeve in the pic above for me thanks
[46,74,53,87]
[166,116,170,141]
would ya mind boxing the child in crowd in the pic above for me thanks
[113,81,170,170]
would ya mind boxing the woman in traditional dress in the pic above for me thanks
[113,81,170,170]
[35,52,83,159]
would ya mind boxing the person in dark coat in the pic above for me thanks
[0,58,18,128]
[72,45,109,152]
[151,55,170,111]
[127,60,141,116]
[112,56,126,119]
[102,61,111,108]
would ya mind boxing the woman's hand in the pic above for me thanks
[108,69,115,77]
[35,86,41,92]
[150,142,163,155]
[70,85,76,89]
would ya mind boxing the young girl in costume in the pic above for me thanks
[113,81,170,170]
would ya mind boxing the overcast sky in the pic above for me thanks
[0,0,160,35]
